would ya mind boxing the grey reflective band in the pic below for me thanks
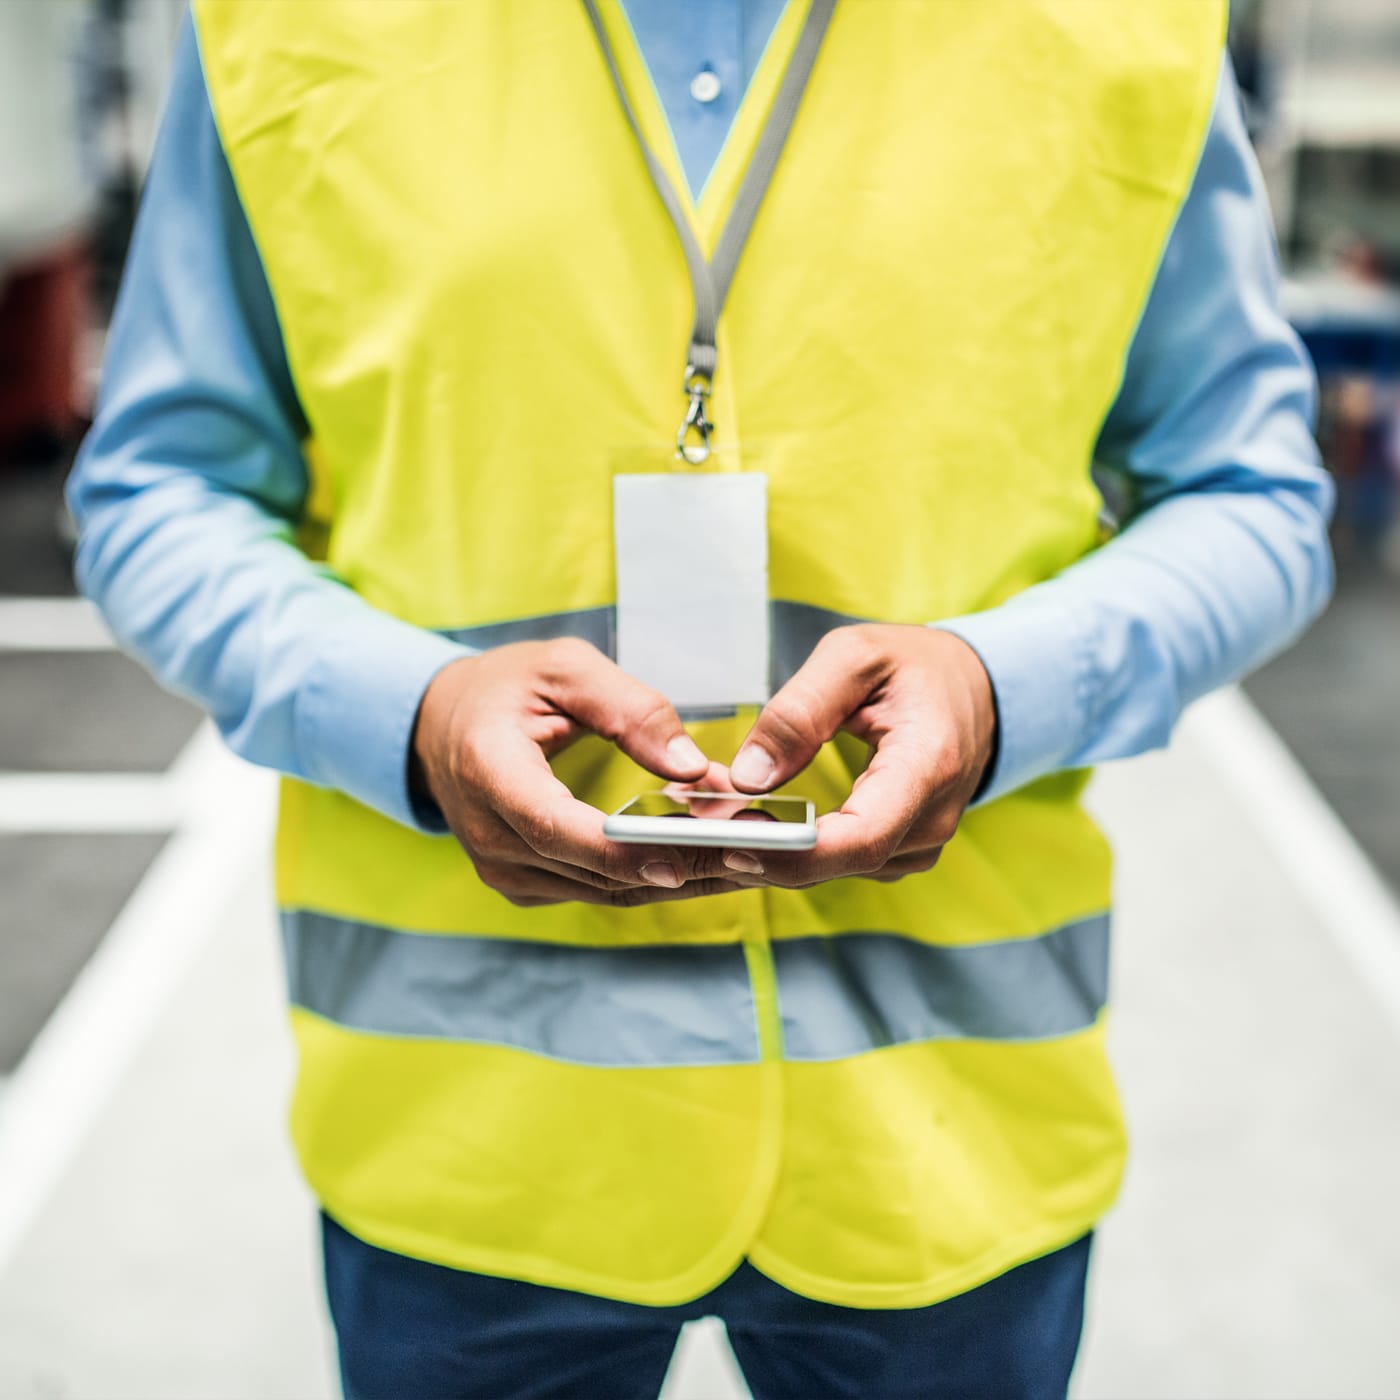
[441,606,614,658]
[282,911,1109,1066]
[579,0,837,459]
[439,599,863,700]
[283,911,761,1068]
[774,916,1111,1062]
[767,600,865,691]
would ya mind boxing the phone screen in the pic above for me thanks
[619,793,811,824]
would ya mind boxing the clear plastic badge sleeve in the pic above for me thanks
[613,473,769,709]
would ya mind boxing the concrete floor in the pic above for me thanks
[0,650,199,772]
[0,702,1398,1400]
[1078,718,1400,1400]
[0,831,165,1070]
[0,643,198,1073]
[1246,561,1400,894]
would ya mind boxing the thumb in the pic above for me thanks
[730,628,884,792]
[546,641,709,782]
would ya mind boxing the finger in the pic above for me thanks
[722,842,946,892]
[466,815,642,893]
[471,810,736,895]
[540,638,709,782]
[474,722,634,875]
[526,845,741,893]
[726,739,934,886]
[476,724,742,888]
[602,876,749,906]
[856,848,945,882]
[721,813,891,887]
[473,828,641,896]
[680,760,744,795]
[729,628,887,793]
[484,863,748,908]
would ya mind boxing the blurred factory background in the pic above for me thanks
[1,3,1399,1398]
[1228,0,1400,900]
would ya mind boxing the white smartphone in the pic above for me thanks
[603,789,818,849]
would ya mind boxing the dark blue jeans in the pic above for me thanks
[322,1216,1091,1400]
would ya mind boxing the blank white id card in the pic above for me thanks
[613,473,769,709]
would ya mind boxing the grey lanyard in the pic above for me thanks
[580,0,837,463]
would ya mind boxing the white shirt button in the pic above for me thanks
[690,68,722,104]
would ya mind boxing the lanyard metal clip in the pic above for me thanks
[677,366,714,465]
[583,0,837,471]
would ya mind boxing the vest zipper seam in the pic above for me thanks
[742,936,784,1062]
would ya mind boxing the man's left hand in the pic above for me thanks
[722,625,997,886]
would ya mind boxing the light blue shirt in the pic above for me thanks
[69,4,1334,828]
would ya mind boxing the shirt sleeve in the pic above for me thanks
[938,56,1335,804]
[67,18,470,830]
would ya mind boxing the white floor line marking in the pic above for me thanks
[164,716,238,796]
[660,1319,752,1400]
[0,772,182,833]
[0,598,114,651]
[0,716,226,833]
[1184,685,1400,1040]
[0,723,275,1274]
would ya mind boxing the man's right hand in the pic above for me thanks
[410,638,748,908]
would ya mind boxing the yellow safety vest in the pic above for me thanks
[193,0,1222,1308]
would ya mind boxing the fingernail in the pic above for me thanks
[724,851,764,876]
[640,862,682,888]
[730,745,775,790]
[666,735,707,771]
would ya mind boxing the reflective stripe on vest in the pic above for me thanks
[283,910,1108,1065]
[195,0,1223,1308]
[282,912,763,1067]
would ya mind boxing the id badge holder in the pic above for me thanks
[612,446,769,713]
